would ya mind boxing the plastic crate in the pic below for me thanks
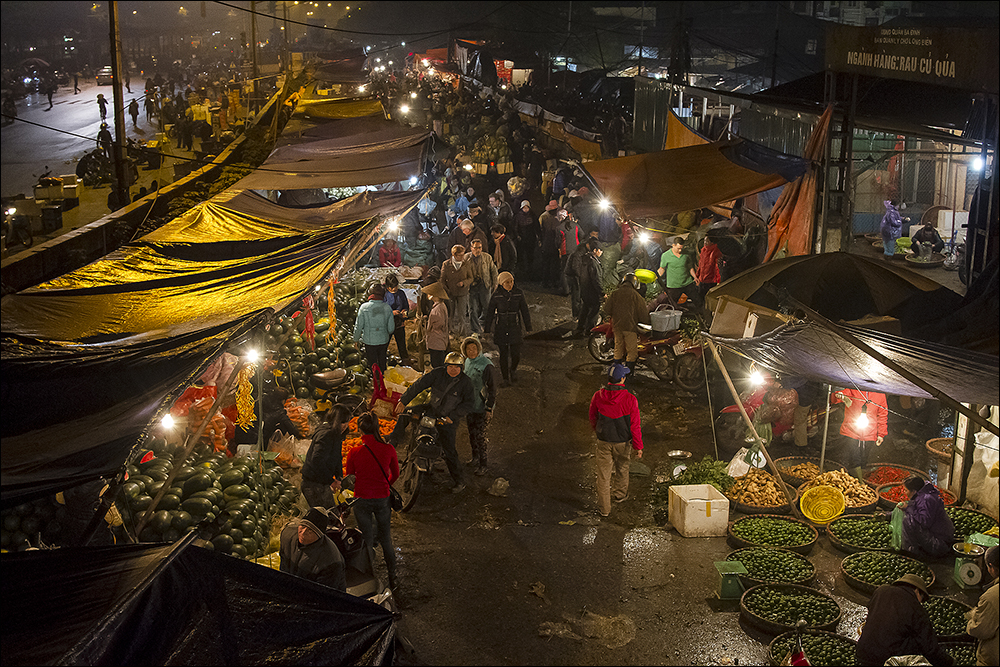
[669,484,729,537]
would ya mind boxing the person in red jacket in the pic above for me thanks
[831,388,888,481]
[697,230,723,301]
[345,411,400,590]
[588,363,644,518]
[378,237,402,267]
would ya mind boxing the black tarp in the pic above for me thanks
[1,538,395,665]
[706,321,999,406]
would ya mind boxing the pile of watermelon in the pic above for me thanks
[119,439,302,559]
[1,496,65,551]
[268,279,374,401]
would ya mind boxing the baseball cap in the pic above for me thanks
[609,363,630,382]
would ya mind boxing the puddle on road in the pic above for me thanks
[622,527,671,589]
[582,526,597,545]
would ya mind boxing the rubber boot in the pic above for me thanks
[625,361,637,387]
[852,467,864,483]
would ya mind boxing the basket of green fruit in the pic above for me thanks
[729,514,819,555]
[826,514,893,554]
[768,629,856,666]
[940,641,977,665]
[923,596,973,640]
[945,506,998,541]
[841,550,935,595]
[742,583,841,635]
[726,547,815,588]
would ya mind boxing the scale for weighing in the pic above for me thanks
[953,542,986,588]
[714,561,747,599]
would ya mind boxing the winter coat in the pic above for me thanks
[484,285,532,345]
[966,578,999,666]
[466,251,499,294]
[492,234,517,275]
[378,243,402,267]
[579,253,603,304]
[399,366,475,422]
[513,209,539,243]
[345,434,399,499]
[831,389,888,441]
[301,422,344,485]
[353,299,394,346]
[902,480,955,558]
[440,257,474,297]
[589,384,643,451]
[697,242,722,284]
[425,301,450,351]
[856,583,952,666]
[604,282,651,333]
[463,345,499,413]
[279,523,347,592]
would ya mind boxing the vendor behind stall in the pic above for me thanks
[234,383,305,447]
[899,476,955,560]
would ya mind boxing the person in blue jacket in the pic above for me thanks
[354,283,395,374]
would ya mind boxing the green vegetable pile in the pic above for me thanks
[828,516,892,550]
[942,643,976,664]
[842,551,933,588]
[727,548,814,584]
[771,632,856,666]
[745,585,840,628]
[731,516,814,548]
[923,597,971,637]
[650,456,733,523]
[946,506,998,540]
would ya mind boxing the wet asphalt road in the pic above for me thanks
[378,284,979,666]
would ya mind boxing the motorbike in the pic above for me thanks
[943,226,968,285]
[389,404,444,511]
[3,206,33,249]
[588,316,705,391]
[322,500,395,610]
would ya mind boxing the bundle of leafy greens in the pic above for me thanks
[651,456,734,523]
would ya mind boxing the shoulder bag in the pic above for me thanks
[363,442,403,511]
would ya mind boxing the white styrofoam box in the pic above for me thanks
[669,484,729,537]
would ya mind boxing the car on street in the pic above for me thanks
[95,67,113,85]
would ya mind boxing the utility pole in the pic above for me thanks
[250,0,259,112]
[108,1,129,211]
[770,2,780,88]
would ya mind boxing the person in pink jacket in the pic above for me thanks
[589,363,643,518]
[831,388,888,480]
[421,281,451,369]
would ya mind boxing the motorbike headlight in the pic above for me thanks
[419,415,437,429]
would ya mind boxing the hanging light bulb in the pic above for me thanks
[245,349,259,363]
[750,370,764,386]
[161,414,175,429]
[855,404,869,430]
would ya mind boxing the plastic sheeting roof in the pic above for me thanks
[2,538,395,665]
[583,139,809,219]
[707,321,999,406]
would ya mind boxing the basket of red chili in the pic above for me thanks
[876,482,956,510]
[863,463,929,490]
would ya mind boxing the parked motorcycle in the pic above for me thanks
[587,317,705,391]
[322,500,395,610]
[3,206,33,249]
[389,404,445,511]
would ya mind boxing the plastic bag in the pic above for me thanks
[727,447,765,478]
[268,430,299,469]
[890,505,905,551]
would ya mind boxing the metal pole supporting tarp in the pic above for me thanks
[706,339,802,518]
[819,383,832,473]
[703,344,719,460]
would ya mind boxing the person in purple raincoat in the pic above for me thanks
[880,199,904,257]
[899,477,955,560]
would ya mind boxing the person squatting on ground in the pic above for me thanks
[383,274,411,365]
[397,353,476,493]
[965,545,999,666]
[603,273,651,382]
[855,573,953,666]
[899,476,955,560]
[466,238,498,334]
[279,506,347,592]
[441,244,474,338]
[831,388,888,480]
[300,403,352,509]
[462,337,499,476]
[354,283,395,374]
[344,411,400,590]
[588,363,644,518]
[483,271,532,386]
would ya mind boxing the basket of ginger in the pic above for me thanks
[727,468,796,515]
[797,469,878,514]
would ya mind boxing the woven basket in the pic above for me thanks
[876,482,956,510]
[741,583,841,636]
[863,463,930,490]
[768,629,856,667]
[826,514,893,554]
[925,595,973,641]
[799,485,846,525]
[727,483,796,516]
[841,551,935,595]
[925,438,954,464]
[728,514,819,555]
[774,456,847,488]
[725,547,816,588]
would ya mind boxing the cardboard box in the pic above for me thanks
[709,295,786,338]
[669,484,729,537]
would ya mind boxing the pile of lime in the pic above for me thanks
[942,643,976,664]
[731,516,814,548]
[727,548,814,584]
[828,515,892,550]
[744,585,839,628]
[923,596,971,637]
[842,551,933,587]
[946,506,998,540]
[770,631,855,666]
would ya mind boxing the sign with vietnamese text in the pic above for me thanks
[826,24,998,95]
